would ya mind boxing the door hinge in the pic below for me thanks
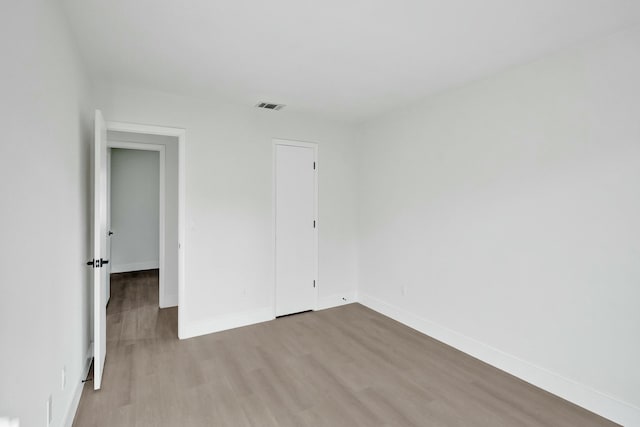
[313,220,316,228]
[313,280,316,288]
[313,162,316,170]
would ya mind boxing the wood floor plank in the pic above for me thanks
[73,270,618,426]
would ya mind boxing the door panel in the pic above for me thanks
[275,144,316,316]
[93,110,108,390]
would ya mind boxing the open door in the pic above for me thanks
[92,109,108,390]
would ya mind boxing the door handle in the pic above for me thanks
[108,231,113,236]
[86,258,109,268]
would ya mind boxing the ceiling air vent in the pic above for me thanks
[256,102,285,111]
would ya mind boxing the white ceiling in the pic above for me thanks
[61,0,640,122]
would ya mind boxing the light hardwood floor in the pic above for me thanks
[73,270,617,426]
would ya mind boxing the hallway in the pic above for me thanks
[73,270,177,426]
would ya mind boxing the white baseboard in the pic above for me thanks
[359,293,640,427]
[317,291,358,310]
[62,345,93,427]
[180,291,359,340]
[160,293,178,308]
[110,261,159,273]
[181,307,274,339]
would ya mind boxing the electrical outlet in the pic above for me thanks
[46,395,52,426]
[61,366,66,391]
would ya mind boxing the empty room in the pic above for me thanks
[1,0,639,426]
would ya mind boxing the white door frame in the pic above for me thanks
[106,121,187,339]
[106,148,112,305]
[272,138,319,317]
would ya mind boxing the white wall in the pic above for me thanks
[0,1,93,426]
[110,149,160,273]
[108,131,180,307]
[4,3,633,426]
[357,26,640,425]
[94,84,360,337]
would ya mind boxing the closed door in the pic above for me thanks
[275,142,317,316]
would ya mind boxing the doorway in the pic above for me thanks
[107,133,179,309]
[109,148,160,283]
[91,112,186,390]
[274,139,318,317]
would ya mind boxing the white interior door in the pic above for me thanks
[93,110,108,390]
[275,143,317,316]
